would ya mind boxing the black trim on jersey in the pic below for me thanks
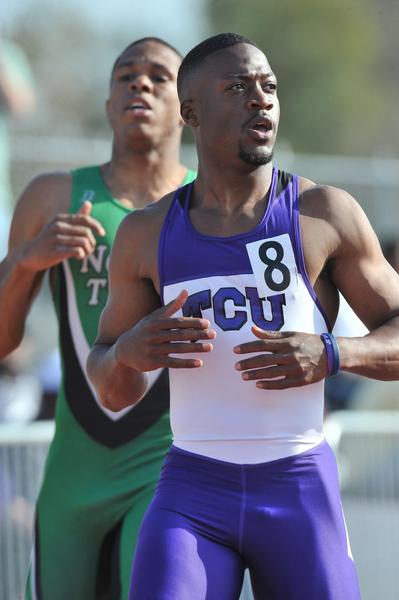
[176,182,190,209]
[34,513,43,600]
[96,519,122,600]
[57,266,170,448]
[275,169,293,198]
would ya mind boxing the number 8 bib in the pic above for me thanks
[246,234,299,298]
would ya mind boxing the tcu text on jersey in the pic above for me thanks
[182,287,286,331]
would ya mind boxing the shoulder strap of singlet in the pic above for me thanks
[275,169,294,199]
[69,165,103,213]
[158,182,194,305]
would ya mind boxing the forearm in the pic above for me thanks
[0,251,42,359]
[86,342,148,411]
[338,315,399,380]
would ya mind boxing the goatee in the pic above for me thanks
[238,148,273,166]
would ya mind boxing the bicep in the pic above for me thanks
[8,173,70,250]
[95,217,160,344]
[331,204,399,331]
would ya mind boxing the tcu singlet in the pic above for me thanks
[26,165,197,600]
[129,168,360,600]
[160,168,329,463]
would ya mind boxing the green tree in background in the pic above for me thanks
[207,0,384,155]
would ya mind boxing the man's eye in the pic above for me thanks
[230,83,245,91]
[264,83,277,92]
[152,75,168,83]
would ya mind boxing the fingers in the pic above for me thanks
[161,356,204,369]
[251,326,290,339]
[55,225,97,248]
[155,341,214,355]
[157,292,217,336]
[162,290,189,318]
[127,291,217,372]
[238,364,298,381]
[156,318,216,336]
[68,212,106,237]
[49,230,97,260]
[233,329,293,354]
[153,327,216,343]
[77,200,93,216]
[40,211,106,263]
[235,353,308,389]
[235,352,291,372]
[255,377,307,390]
[234,340,273,354]
[51,203,105,237]
[234,330,325,389]
[51,245,88,261]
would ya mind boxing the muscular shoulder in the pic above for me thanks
[9,171,72,246]
[118,191,173,241]
[297,178,371,255]
[299,177,358,215]
[18,171,72,211]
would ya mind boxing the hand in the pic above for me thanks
[115,290,217,371]
[20,201,106,272]
[233,326,328,389]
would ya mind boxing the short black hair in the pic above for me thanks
[110,37,183,84]
[177,33,258,99]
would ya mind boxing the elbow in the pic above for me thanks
[86,345,147,412]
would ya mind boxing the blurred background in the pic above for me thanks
[1,1,399,598]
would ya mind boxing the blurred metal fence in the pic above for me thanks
[325,411,399,600]
[0,420,253,600]
[0,421,54,600]
[1,414,399,599]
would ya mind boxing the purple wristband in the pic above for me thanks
[320,333,340,376]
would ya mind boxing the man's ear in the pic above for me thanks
[180,100,198,127]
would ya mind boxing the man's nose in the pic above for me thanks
[129,74,154,93]
[247,85,274,111]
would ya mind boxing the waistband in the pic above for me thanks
[168,440,331,471]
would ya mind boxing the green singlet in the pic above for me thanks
[25,165,196,600]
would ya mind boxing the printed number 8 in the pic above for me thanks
[258,241,291,292]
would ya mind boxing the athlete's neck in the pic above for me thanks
[186,163,274,238]
[103,140,187,209]
[193,162,273,216]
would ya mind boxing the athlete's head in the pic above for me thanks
[178,33,279,168]
[107,38,184,150]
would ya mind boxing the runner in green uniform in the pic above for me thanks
[0,38,196,600]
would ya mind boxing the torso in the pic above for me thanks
[157,168,330,463]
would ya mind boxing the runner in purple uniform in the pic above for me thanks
[87,33,399,599]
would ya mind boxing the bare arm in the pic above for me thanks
[0,173,105,358]
[234,186,399,388]
[326,189,399,378]
[87,207,216,411]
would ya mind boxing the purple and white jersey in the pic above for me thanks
[159,168,330,463]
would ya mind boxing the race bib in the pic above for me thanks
[246,234,299,298]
